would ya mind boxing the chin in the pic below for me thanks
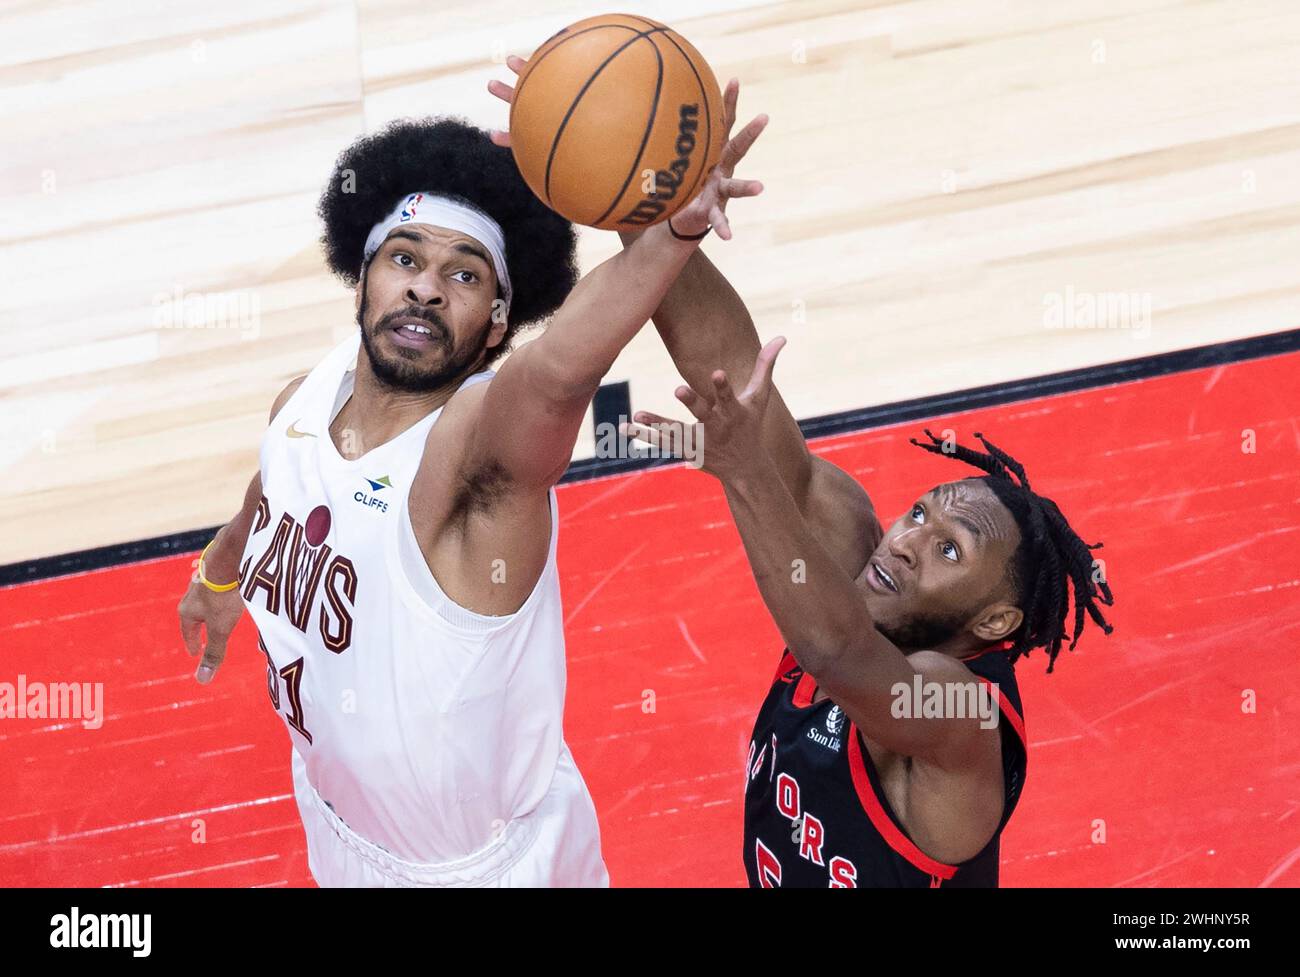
[861,588,891,619]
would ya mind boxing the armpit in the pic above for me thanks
[449,458,513,524]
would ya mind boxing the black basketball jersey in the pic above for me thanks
[742,643,1027,888]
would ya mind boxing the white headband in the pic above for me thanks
[363,192,512,313]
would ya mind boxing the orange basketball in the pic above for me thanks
[509,14,726,230]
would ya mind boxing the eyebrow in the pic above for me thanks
[385,231,492,270]
[926,488,987,543]
[952,514,984,541]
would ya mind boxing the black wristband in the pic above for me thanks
[667,217,711,241]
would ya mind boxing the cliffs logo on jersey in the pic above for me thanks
[240,499,356,653]
[354,475,392,513]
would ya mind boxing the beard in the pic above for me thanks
[356,275,487,393]
[875,608,968,652]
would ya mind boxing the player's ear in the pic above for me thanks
[485,299,509,350]
[972,602,1023,643]
[354,258,371,316]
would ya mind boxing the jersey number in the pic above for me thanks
[258,633,313,744]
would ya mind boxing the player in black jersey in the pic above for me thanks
[629,347,1114,887]
[620,82,1113,887]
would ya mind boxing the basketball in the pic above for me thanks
[508,14,726,229]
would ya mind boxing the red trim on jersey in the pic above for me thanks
[980,676,1028,749]
[791,669,817,708]
[846,723,959,881]
[772,650,799,685]
[958,639,1014,664]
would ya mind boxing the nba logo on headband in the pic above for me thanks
[399,193,423,222]
[363,191,513,314]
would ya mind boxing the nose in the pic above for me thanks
[888,526,921,568]
[405,272,445,308]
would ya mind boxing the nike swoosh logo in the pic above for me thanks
[285,421,317,439]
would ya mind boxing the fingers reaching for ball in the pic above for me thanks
[487,56,529,147]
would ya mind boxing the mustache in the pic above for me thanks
[374,306,450,343]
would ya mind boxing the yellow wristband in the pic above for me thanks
[199,540,240,593]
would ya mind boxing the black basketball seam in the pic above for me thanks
[588,15,715,222]
[590,35,667,226]
[543,27,671,210]
[511,21,641,165]
[618,14,667,29]
[639,27,716,214]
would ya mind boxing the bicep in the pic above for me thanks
[825,651,990,767]
[801,457,882,579]
[753,380,880,579]
[470,344,592,491]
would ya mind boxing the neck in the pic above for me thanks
[334,348,484,458]
[936,634,989,659]
[894,630,995,660]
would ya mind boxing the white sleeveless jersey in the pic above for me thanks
[239,333,579,865]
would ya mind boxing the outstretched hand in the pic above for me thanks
[623,336,787,481]
[667,77,767,239]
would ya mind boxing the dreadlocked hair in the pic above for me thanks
[909,429,1115,672]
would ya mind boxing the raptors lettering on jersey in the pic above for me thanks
[746,744,860,887]
[743,648,1027,888]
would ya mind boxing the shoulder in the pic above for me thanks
[906,650,1003,768]
[268,375,308,424]
[906,651,999,723]
[423,374,493,447]
[907,649,976,682]
[418,374,500,492]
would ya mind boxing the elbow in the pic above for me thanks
[786,606,876,677]
[526,343,603,409]
[786,627,849,677]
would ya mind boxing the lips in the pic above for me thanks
[867,560,902,595]
[387,316,444,350]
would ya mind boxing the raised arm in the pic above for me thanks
[627,344,987,766]
[623,79,880,577]
[472,220,713,487]
[472,58,764,490]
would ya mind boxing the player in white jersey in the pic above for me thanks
[175,93,768,886]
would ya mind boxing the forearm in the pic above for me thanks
[618,229,758,380]
[528,222,699,401]
[619,229,814,501]
[201,472,262,583]
[721,458,876,680]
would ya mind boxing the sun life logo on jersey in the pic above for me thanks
[806,704,843,753]
[825,705,844,735]
[354,475,392,513]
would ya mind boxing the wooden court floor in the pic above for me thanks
[3,0,1300,564]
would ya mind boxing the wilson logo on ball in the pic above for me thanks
[617,104,703,227]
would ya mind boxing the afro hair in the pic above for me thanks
[317,116,579,362]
